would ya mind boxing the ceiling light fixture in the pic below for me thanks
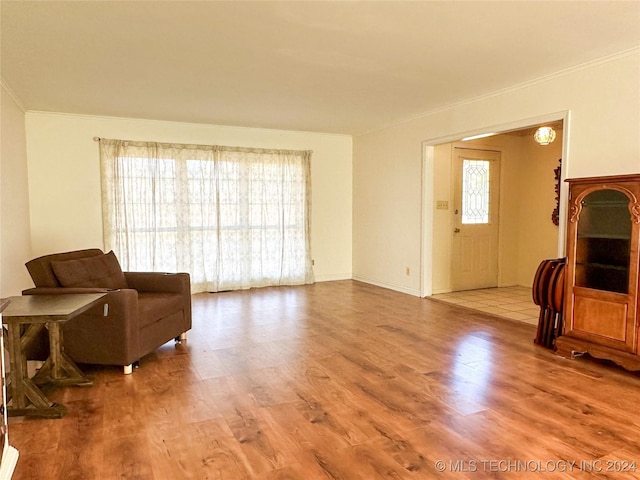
[534,126,556,145]
[462,132,496,141]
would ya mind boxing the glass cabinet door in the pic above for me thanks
[575,189,631,294]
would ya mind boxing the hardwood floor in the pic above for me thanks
[9,280,640,479]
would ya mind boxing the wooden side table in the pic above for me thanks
[1,294,106,418]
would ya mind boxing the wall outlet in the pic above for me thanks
[312,259,315,266]
[406,267,410,276]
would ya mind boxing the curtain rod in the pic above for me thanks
[92,136,312,156]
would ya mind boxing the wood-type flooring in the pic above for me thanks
[8,280,640,479]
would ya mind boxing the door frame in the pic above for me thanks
[420,111,571,297]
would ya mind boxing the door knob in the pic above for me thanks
[454,228,461,233]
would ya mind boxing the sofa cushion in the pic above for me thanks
[137,293,185,329]
[25,248,105,287]
[51,250,128,289]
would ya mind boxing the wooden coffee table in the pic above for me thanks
[1,294,107,418]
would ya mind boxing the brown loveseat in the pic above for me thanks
[23,248,191,374]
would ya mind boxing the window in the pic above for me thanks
[100,139,313,293]
[461,159,491,224]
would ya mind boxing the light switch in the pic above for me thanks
[436,200,449,210]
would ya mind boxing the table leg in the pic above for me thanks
[5,324,66,418]
[33,323,93,387]
[50,322,62,379]
[5,325,26,411]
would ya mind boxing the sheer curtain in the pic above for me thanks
[99,139,314,293]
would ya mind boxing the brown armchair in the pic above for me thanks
[23,248,192,374]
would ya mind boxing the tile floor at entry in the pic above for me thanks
[431,285,539,325]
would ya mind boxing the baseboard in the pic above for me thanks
[314,273,352,282]
[431,289,453,295]
[352,275,422,297]
[432,284,531,294]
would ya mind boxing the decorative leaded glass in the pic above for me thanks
[462,159,490,224]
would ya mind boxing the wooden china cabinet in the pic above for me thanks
[556,174,640,371]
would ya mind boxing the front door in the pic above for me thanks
[451,148,501,291]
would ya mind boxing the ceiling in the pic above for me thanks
[2,1,639,135]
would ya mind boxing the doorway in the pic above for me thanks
[451,148,501,291]
[424,117,567,304]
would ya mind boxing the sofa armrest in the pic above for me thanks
[61,288,141,366]
[124,272,191,294]
[23,287,111,295]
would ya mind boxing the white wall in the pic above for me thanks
[1,84,33,296]
[516,134,563,287]
[354,50,640,296]
[24,113,353,282]
[431,143,453,293]
[353,124,423,295]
